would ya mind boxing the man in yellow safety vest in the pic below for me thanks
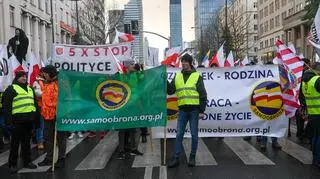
[167,54,207,168]
[2,70,39,173]
[302,62,320,168]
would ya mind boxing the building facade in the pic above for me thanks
[169,0,182,48]
[229,0,259,61]
[0,0,77,61]
[258,0,311,62]
[124,0,144,63]
[194,0,224,42]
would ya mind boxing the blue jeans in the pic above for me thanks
[174,109,199,158]
[0,115,10,137]
[260,136,278,144]
[36,117,44,144]
[312,135,320,163]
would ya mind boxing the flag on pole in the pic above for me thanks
[209,43,225,67]
[161,46,181,67]
[28,53,41,86]
[202,50,210,67]
[276,40,304,117]
[307,5,320,48]
[109,47,126,73]
[241,56,249,66]
[112,29,134,44]
[224,51,234,67]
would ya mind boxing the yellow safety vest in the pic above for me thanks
[175,72,200,106]
[302,76,320,115]
[12,84,36,114]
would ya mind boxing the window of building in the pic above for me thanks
[254,36,258,41]
[264,7,268,17]
[60,8,63,22]
[31,0,36,6]
[9,6,14,27]
[260,0,263,5]
[265,40,268,48]
[281,11,287,19]
[270,18,274,30]
[45,0,50,14]
[260,42,264,49]
[260,9,263,20]
[265,21,269,33]
[66,12,69,24]
[281,0,286,7]
[270,38,274,45]
[288,30,292,41]
[38,0,43,10]
[254,24,258,30]
[288,8,294,15]
[269,2,274,14]
[254,47,258,52]
[275,0,280,10]
[275,15,280,27]
[254,14,258,19]
[254,2,257,8]
[260,24,263,34]
[296,3,303,12]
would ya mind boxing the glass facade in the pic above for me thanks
[195,0,224,40]
[170,0,182,47]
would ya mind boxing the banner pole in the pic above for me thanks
[52,125,58,172]
[149,128,154,153]
[163,126,167,165]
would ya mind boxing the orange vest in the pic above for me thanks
[41,81,58,120]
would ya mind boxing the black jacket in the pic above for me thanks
[300,71,320,108]
[2,81,40,126]
[167,68,207,113]
[7,29,29,64]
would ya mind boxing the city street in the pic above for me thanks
[0,127,319,179]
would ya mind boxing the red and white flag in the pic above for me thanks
[209,43,225,67]
[241,56,249,66]
[28,53,41,86]
[112,29,134,44]
[109,47,126,73]
[276,40,304,117]
[224,51,234,67]
[161,46,181,67]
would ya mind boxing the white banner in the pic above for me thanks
[52,43,131,74]
[152,65,288,138]
[0,44,10,92]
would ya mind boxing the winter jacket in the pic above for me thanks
[167,68,207,113]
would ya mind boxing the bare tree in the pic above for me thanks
[199,4,258,60]
[76,0,123,45]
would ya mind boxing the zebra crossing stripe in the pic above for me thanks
[159,166,167,179]
[224,138,275,165]
[19,133,88,173]
[144,166,153,179]
[183,138,217,166]
[278,138,312,164]
[132,139,162,168]
[75,131,118,170]
[0,144,36,166]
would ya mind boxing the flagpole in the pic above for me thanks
[52,125,58,171]
[163,126,167,165]
[149,128,154,153]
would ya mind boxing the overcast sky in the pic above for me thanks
[109,0,195,60]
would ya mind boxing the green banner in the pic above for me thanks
[56,66,167,131]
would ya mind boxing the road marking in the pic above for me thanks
[278,138,312,164]
[132,139,162,168]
